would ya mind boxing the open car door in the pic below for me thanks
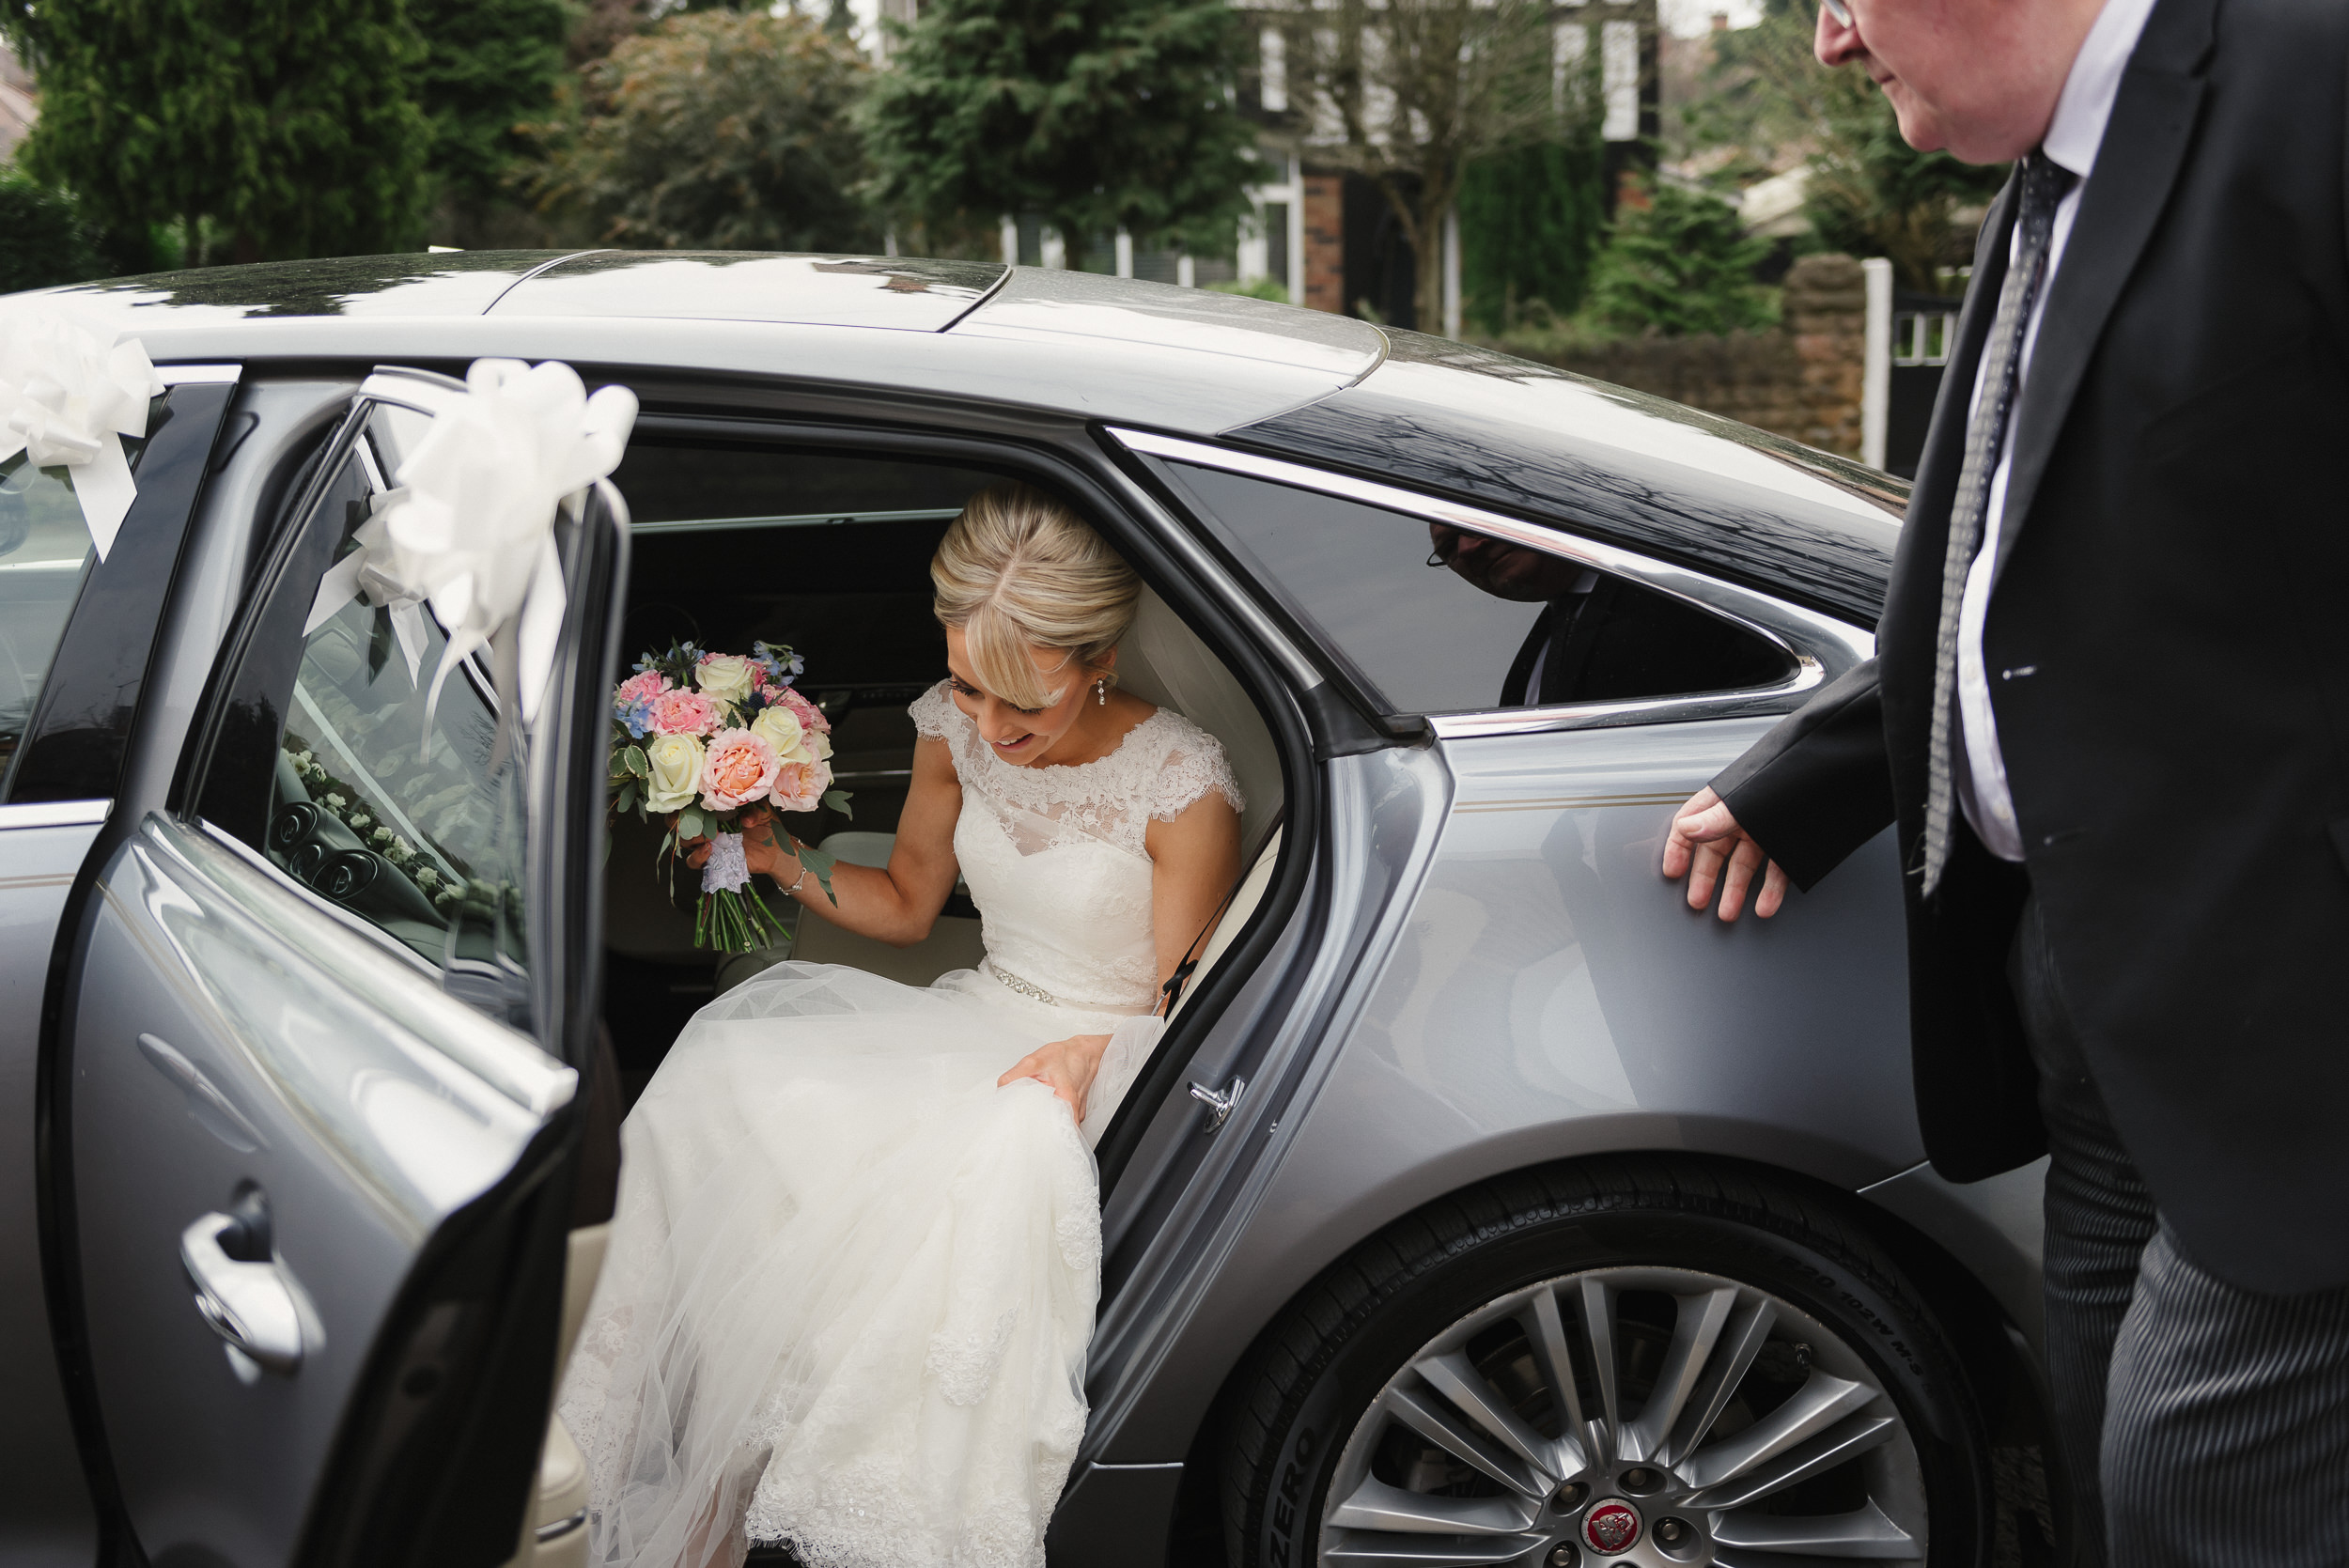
[45,368,627,1567]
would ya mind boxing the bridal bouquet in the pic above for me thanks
[608,640,850,953]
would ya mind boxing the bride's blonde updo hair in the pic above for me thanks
[931,483,1141,711]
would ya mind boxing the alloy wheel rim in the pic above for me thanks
[1315,1265,1928,1567]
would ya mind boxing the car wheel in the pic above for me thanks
[1221,1158,1988,1568]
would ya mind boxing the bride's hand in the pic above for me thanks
[998,1034,1112,1121]
[677,805,791,876]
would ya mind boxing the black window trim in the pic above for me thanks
[1107,427,1876,739]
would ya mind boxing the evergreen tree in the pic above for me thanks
[0,172,104,291]
[860,0,1256,256]
[6,0,429,265]
[531,9,878,253]
[1586,180,1772,336]
[409,0,570,204]
[1458,134,1606,333]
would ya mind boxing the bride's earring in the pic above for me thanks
[1095,678,1108,706]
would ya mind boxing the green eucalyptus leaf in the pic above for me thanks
[821,789,853,819]
[796,844,842,907]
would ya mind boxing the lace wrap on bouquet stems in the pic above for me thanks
[0,302,166,560]
[304,359,640,763]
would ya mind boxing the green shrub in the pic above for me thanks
[1586,180,1773,337]
[0,175,105,294]
[1209,276,1289,303]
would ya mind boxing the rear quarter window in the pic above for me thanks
[1159,460,1789,716]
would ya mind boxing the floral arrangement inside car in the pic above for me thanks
[608,639,851,953]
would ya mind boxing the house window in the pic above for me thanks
[1259,26,1288,113]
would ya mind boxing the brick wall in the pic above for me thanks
[1488,254,1872,459]
[1301,176,1346,316]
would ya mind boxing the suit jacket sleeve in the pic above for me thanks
[1709,658,1894,893]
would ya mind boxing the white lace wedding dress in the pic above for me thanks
[560,683,1241,1568]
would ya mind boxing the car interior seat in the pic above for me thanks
[785,831,988,984]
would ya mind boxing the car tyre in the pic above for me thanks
[1221,1157,1990,1568]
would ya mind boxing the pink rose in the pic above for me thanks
[649,688,722,737]
[778,687,830,735]
[699,730,782,811]
[769,757,829,814]
[614,670,670,706]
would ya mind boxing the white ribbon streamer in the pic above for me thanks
[0,303,165,560]
[304,359,638,750]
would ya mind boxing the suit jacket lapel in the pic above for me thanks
[1989,0,2219,587]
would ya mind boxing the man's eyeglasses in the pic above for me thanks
[1818,0,1853,26]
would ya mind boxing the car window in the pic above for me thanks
[0,403,162,788]
[1162,460,1790,716]
[196,401,535,1020]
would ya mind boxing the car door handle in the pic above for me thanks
[1189,1076,1246,1132]
[180,1212,304,1376]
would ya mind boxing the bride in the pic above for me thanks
[560,483,1245,1568]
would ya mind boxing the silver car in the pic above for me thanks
[0,253,2052,1568]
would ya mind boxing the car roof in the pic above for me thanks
[27,251,1899,622]
[33,250,1390,435]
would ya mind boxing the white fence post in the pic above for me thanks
[1442,206,1462,339]
[1861,256,1892,471]
[1114,229,1135,279]
[1001,218,1019,268]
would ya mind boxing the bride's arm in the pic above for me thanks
[997,789,1242,1118]
[1143,789,1244,999]
[685,734,964,946]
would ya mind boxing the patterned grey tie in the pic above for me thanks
[1920,152,2077,894]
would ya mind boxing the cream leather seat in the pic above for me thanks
[502,1220,610,1567]
[776,831,988,987]
[1168,825,1282,1020]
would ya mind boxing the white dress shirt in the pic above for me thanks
[1955,0,2157,861]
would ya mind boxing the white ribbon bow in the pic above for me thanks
[304,358,639,747]
[0,303,166,560]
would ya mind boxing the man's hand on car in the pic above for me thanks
[1662,786,1787,922]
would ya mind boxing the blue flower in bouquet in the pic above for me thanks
[751,640,803,688]
[614,669,676,738]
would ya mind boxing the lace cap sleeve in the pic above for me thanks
[1147,720,1244,822]
[909,681,959,740]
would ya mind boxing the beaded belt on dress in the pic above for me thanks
[985,961,1058,1006]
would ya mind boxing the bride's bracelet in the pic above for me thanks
[781,839,810,898]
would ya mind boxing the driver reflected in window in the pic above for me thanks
[1426,522,1791,707]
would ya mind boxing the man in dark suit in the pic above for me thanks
[1661,0,2349,1559]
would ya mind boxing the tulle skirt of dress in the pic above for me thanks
[559,961,1150,1568]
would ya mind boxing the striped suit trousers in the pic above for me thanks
[2011,896,2349,1567]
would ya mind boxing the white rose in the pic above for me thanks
[748,705,808,762]
[695,655,757,705]
[644,732,707,814]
